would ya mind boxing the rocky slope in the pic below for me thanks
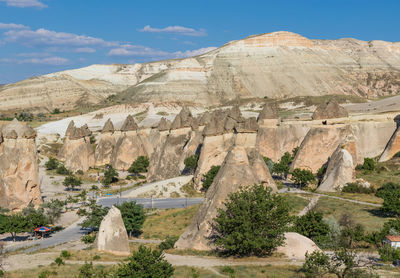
[1,31,400,112]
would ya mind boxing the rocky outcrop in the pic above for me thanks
[379,116,400,162]
[110,116,146,170]
[157,117,171,131]
[148,107,201,181]
[95,119,116,166]
[312,100,348,120]
[277,232,320,260]
[0,119,41,211]
[95,206,130,256]
[175,146,276,250]
[58,123,95,172]
[317,145,355,192]
[256,123,310,162]
[257,103,279,126]
[2,32,400,112]
[291,125,351,173]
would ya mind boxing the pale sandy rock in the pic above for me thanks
[95,133,116,166]
[170,107,194,130]
[110,131,147,170]
[58,136,95,172]
[379,117,400,162]
[312,100,348,120]
[102,119,115,133]
[157,117,171,131]
[318,147,355,192]
[235,117,258,133]
[2,32,400,112]
[198,112,212,126]
[3,119,36,139]
[277,232,320,261]
[256,123,310,162]
[147,127,202,181]
[65,120,75,137]
[0,122,41,211]
[202,110,229,136]
[193,133,235,189]
[291,125,351,173]
[69,124,91,140]
[175,146,276,250]
[120,115,138,131]
[258,102,279,121]
[95,206,130,256]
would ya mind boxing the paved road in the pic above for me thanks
[97,197,204,209]
[4,197,203,254]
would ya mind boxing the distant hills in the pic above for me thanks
[0,31,399,113]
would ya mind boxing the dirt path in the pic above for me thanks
[298,195,320,216]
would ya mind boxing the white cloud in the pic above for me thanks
[3,28,119,47]
[75,47,96,53]
[0,0,47,8]
[0,22,28,30]
[0,56,69,65]
[139,25,207,37]
[17,52,51,57]
[108,45,216,59]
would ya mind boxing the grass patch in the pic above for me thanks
[314,196,390,232]
[181,181,204,197]
[356,159,400,188]
[216,265,303,278]
[281,193,310,215]
[322,192,383,205]
[141,205,200,240]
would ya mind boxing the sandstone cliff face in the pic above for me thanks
[3,31,400,112]
[147,107,201,181]
[312,100,348,120]
[379,117,400,162]
[317,146,355,192]
[95,119,116,167]
[95,206,130,256]
[58,122,95,172]
[0,120,41,211]
[291,125,351,173]
[175,146,276,250]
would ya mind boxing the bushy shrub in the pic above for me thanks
[81,233,96,244]
[128,156,150,174]
[376,182,400,216]
[342,183,376,194]
[379,244,400,262]
[60,250,71,259]
[56,164,71,175]
[103,165,118,185]
[263,156,274,173]
[45,157,59,170]
[116,245,174,277]
[291,168,316,188]
[293,211,330,246]
[202,165,221,190]
[213,184,290,256]
[184,154,199,174]
[355,157,375,171]
[158,236,179,251]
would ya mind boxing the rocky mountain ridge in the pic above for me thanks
[1,31,399,113]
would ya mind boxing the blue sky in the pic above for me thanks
[0,0,399,84]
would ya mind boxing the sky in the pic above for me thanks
[0,0,399,84]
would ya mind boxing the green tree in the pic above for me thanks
[376,182,400,216]
[202,165,220,190]
[79,199,109,230]
[272,152,293,178]
[293,210,330,245]
[355,157,375,171]
[21,203,48,231]
[213,184,290,256]
[56,164,71,175]
[128,156,150,174]
[41,199,64,224]
[77,262,111,278]
[103,165,119,185]
[379,244,400,262]
[63,175,82,191]
[291,168,316,188]
[183,154,199,174]
[45,157,59,170]
[0,213,28,241]
[262,156,274,173]
[116,245,174,278]
[116,201,146,238]
[302,248,376,278]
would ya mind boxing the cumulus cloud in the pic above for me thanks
[3,28,119,47]
[108,45,216,59]
[75,47,96,53]
[0,0,47,8]
[0,22,28,30]
[139,25,207,37]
